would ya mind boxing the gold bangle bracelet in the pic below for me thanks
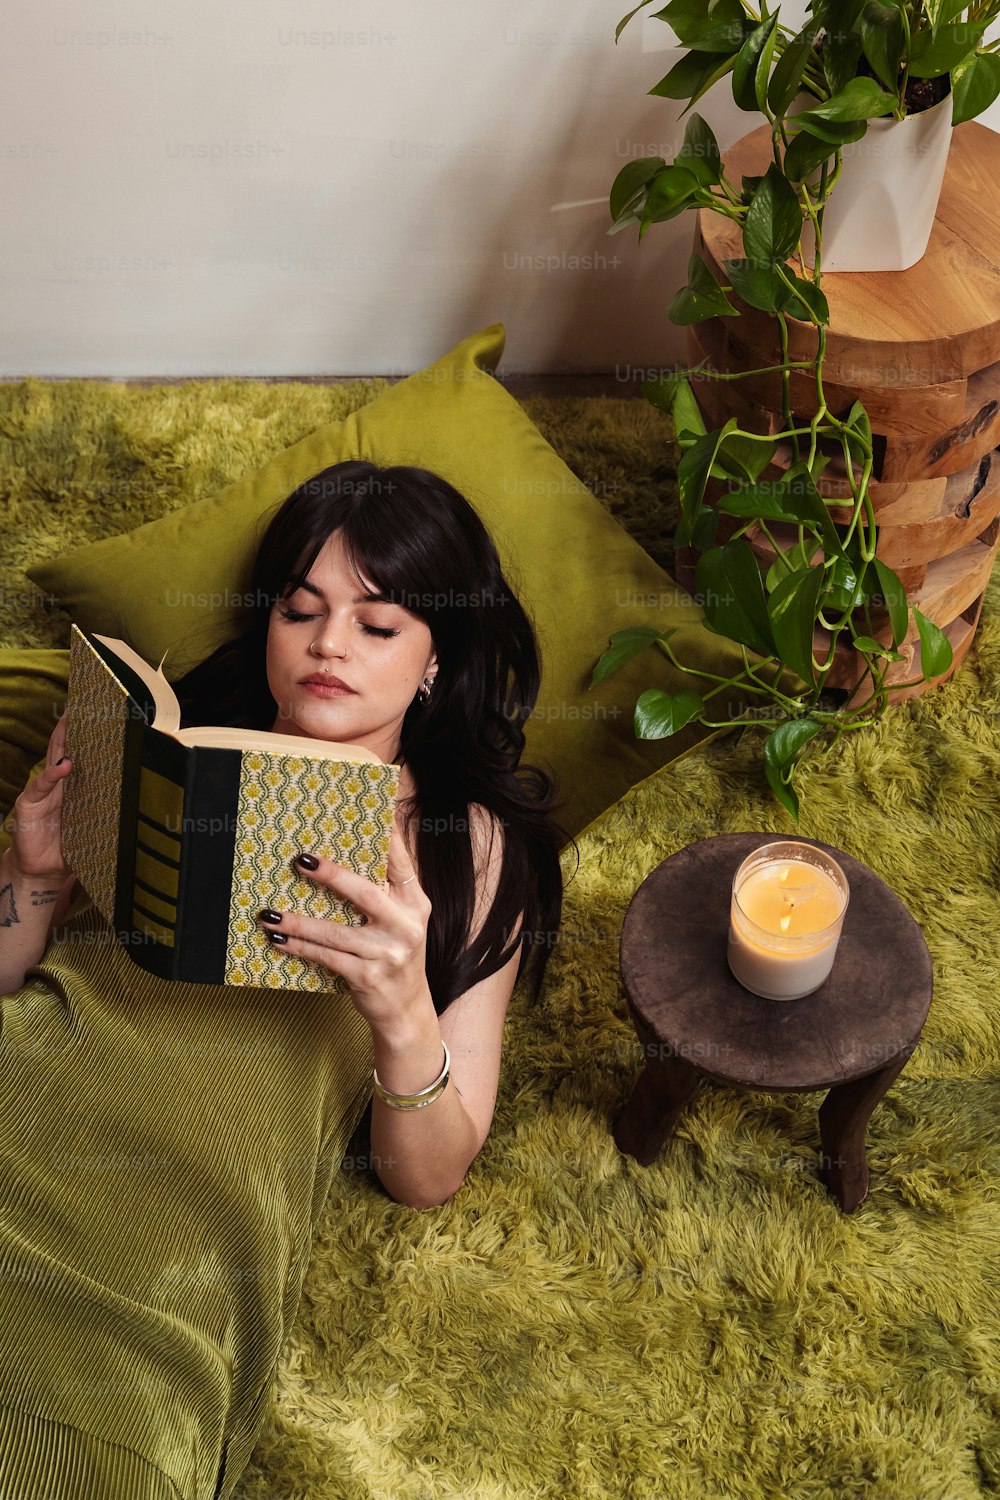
[372,1040,451,1110]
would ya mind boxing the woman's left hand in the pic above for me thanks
[256,814,432,1034]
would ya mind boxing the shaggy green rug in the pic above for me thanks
[2,377,999,1500]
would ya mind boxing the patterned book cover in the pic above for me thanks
[61,626,400,993]
[222,751,397,993]
[60,625,135,929]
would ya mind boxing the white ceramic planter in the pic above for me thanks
[798,91,954,273]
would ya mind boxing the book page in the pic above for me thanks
[172,726,384,761]
[92,631,181,729]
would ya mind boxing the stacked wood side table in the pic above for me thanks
[675,121,1000,700]
[611,834,933,1212]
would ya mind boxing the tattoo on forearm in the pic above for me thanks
[0,883,20,927]
[30,889,59,908]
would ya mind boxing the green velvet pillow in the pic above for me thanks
[25,325,743,843]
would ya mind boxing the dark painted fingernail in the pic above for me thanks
[257,908,282,925]
[294,852,319,870]
[265,930,288,946]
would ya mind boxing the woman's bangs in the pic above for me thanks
[341,513,437,625]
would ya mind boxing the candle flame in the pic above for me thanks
[779,914,792,933]
[779,866,790,883]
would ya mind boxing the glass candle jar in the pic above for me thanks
[727,841,850,1001]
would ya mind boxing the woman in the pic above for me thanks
[0,461,565,1498]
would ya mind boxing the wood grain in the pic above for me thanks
[683,121,1000,699]
[696,121,1000,384]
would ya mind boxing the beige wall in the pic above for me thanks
[2,0,997,377]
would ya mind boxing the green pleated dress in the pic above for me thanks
[0,883,377,1499]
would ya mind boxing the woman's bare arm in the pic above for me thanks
[368,804,524,1209]
[255,801,529,1208]
[0,847,76,997]
[368,943,521,1209]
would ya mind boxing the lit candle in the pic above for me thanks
[727,841,849,1001]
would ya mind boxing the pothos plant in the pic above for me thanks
[591,0,977,818]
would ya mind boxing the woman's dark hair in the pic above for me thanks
[171,460,570,1013]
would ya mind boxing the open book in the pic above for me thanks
[60,624,399,992]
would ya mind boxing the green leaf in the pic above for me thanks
[951,51,1000,125]
[677,418,740,526]
[783,126,840,182]
[789,115,869,146]
[786,463,843,554]
[767,17,824,115]
[639,164,704,237]
[822,27,865,95]
[766,715,822,780]
[913,609,954,678]
[910,23,984,78]
[763,716,822,819]
[724,256,791,313]
[822,556,866,613]
[713,432,777,484]
[743,163,803,264]
[668,253,740,323]
[649,50,735,106]
[691,505,720,549]
[859,0,905,92]
[766,536,821,592]
[695,539,775,655]
[686,15,755,52]
[767,564,824,682]
[929,0,974,27]
[607,210,642,238]
[610,156,666,222]
[677,113,723,185]
[852,634,905,660]
[794,74,898,123]
[811,0,867,46]
[732,13,780,111]
[616,0,659,43]
[871,558,909,646]
[843,399,873,465]
[783,275,830,323]
[673,376,709,440]
[846,399,872,435]
[754,21,781,112]
[591,626,671,687]
[653,0,746,48]
[716,478,792,518]
[634,687,706,738]
[641,369,687,412]
[717,474,821,523]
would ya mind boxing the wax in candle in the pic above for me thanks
[735,860,844,937]
[728,849,848,1002]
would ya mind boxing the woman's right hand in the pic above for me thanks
[7,710,75,885]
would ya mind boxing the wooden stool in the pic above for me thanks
[612,833,933,1211]
[677,121,1000,700]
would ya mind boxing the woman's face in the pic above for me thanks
[265,529,437,765]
